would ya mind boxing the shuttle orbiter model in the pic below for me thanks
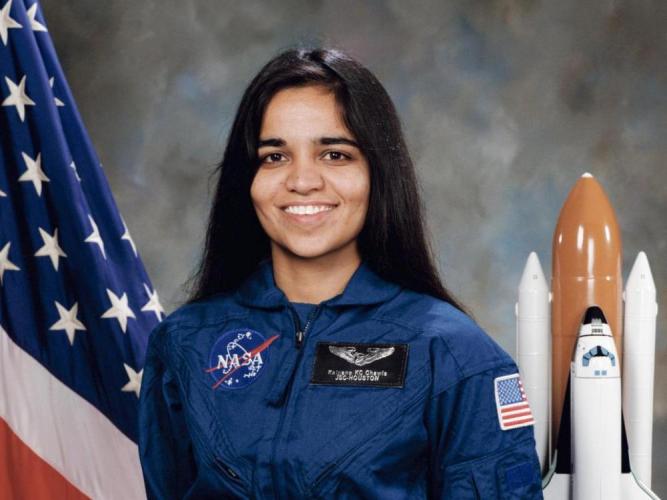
[515,173,659,499]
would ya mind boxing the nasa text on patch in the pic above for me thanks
[206,328,279,390]
[310,342,408,387]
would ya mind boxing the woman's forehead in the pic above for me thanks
[259,86,352,140]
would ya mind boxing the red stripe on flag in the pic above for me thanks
[503,417,535,429]
[500,402,530,413]
[0,418,89,500]
[502,410,533,420]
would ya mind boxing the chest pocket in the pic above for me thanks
[170,320,263,490]
[293,359,432,496]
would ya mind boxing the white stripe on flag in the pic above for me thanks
[0,326,146,500]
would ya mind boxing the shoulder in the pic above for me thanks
[167,292,247,327]
[378,289,516,393]
[146,292,247,349]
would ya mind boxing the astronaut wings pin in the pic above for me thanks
[328,345,395,366]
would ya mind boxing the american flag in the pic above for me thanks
[0,1,160,498]
[494,373,535,431]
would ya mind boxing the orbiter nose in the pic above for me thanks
[582,305,608,325]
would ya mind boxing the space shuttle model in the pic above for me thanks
[515,173,659,499]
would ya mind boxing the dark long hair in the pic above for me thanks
[184,47,466,312]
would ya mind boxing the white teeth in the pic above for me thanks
[284,205,335,215]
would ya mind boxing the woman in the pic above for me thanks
[138,47,542,499]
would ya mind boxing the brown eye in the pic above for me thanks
[261,152,285,164]
[323,151,351,161]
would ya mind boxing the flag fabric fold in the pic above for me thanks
[1,1,161,497]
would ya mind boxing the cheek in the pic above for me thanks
[331,165,370,205]
[249,173,274,213]
[349,172,371,211]
[360,179,371,207]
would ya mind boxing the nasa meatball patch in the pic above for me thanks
[206,328,279,390]
[494,373,535,430]
[310,342,408,387]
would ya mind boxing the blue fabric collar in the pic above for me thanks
[234,258,402,309]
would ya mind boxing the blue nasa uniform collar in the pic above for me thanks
[234,258,402,309]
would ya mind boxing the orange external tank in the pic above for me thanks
[551,173,623,450]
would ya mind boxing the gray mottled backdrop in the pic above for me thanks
[43,0,666,495]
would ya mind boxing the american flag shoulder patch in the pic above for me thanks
[494,373,535,431]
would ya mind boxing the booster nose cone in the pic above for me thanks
[518,252,549,294]
[582,305,608,325]
[625,251,656,294]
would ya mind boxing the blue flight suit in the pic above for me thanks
[138,259,543,499]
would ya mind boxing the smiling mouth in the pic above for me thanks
[282,205,337,215]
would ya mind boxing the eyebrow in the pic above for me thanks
[258,136,360,148]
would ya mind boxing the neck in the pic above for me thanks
[271,246,361,304]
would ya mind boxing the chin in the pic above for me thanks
[277,239,355,262]
[285,246,333,260]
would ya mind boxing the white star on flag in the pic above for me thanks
[121,363,143,398]
[121,216,137,257]
[34,227,67,271]
[49,77,64,107]
[0,241,20,284]
[70,160,81,181]
[26,3,47,32]
[0,0,21,46]
[101,288,136,333]
[0,188,6,197]
[49,301,86,345]
[2,75,36,122]
[84,214,107,259]
[18,151,49,195]
[141,283,165,321]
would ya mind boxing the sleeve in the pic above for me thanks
[138,324,197,500]
[427,363,543,499]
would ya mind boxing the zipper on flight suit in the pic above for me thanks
[211,452,250,495]
[269,303,323,497]
[290,304,321,349]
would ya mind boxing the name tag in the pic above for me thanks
[310,342,408,387]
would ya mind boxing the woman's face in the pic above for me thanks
[250,85,370,265]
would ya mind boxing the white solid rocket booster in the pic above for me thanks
[623,251,658,488]
[516,252,550,472]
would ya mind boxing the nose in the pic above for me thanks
[284,155,324,194]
